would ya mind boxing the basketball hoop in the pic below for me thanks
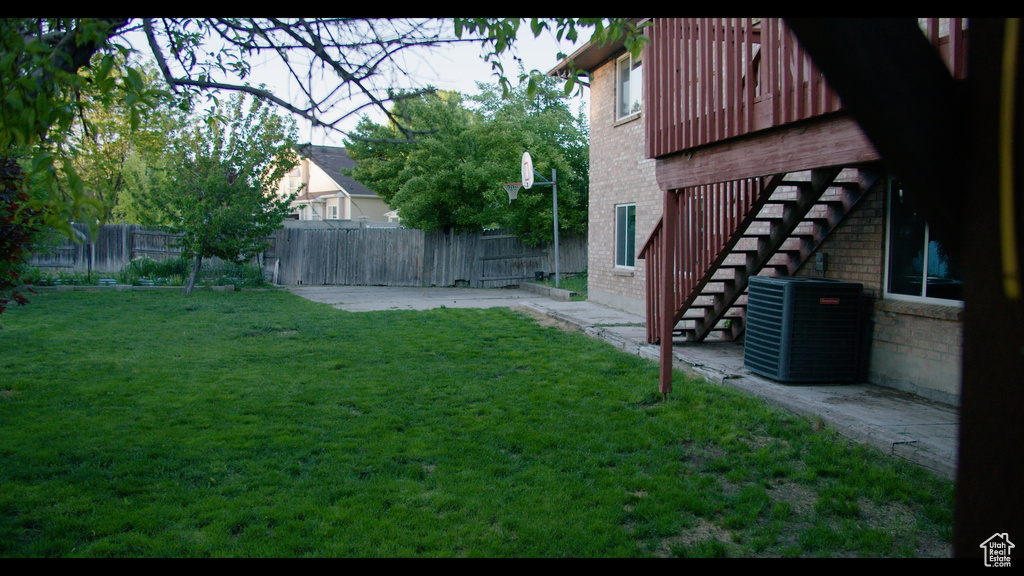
[521,152,534,189]
[503,182,522,203]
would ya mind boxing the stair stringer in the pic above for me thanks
[674,166,879,343]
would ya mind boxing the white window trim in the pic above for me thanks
[882,179,964,307]
[616,52,643,122]
[615,203,637,269]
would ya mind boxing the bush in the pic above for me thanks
[21,269,99,286]
[117,256,192,286]
[200,260,268,288]
[115,256,267,288]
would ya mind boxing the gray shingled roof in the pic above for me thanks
[298,144,378,198]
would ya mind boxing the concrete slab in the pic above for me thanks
[286,285,553,312]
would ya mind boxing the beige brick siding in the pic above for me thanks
[587,55,962,405]
[587,56,662,315]
[794,182,886,297]
[795,184,963,405]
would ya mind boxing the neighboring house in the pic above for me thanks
[278,145,393,223]
[553,18,967,407]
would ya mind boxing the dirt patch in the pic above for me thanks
[655,518,734,557]
[511,306,582,332]
[738,434,778,450]
[767,479,818,517]
[765,480,951,557]
[857,499,952,557]
[677,441,724,468]
[0,389,19,399]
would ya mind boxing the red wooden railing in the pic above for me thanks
[639,177,767,344]
[644,18,969,160]
[638,18,969,396]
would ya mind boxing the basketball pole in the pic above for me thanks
[522,168,559,288]
[552,168,559,288]
[506,156,560,288]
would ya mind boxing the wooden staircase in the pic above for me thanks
[640,166,881,347]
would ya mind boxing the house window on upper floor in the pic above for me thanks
[284,165,302,196]
[616,52,642,121]
[615,204,636,268]
[884,179,963,304]
[330,204,339,219]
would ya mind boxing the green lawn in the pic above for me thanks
[0,289,953,557]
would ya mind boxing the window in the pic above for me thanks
[616,53,642,120]
[885,179,963,303]
[330,205,338,219]
[284,165,302,195]
[616,204,636,268]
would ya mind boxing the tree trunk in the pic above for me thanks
[183,255,203,295]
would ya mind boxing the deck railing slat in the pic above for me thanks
[645,18,968,159]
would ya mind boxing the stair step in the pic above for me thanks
[752,216,830,227]
[732,245,803,255]
[656,167,874,345]
[743,229,816,239]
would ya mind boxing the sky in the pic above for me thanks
[238,22,592,148]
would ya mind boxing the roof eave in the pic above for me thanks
[547,18,645,77]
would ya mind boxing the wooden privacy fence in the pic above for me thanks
[28,224,587,288]
[29,224,184,273]
[268,227,586,288]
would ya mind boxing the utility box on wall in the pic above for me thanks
[744,276,864,383]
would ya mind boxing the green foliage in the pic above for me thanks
[0,19,167,313]
[471,76,589,243]
[139,94,298,292]
[0,17,642,312]
[0,19,163,237]
[114,256,266,288]
[115,256,192,286]
[452,18,649,99]
[0,158,46,315]
[69,59,184,223]
[535,271,588,301]
[345,75,589,245]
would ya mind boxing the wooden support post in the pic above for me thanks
[660,189,678,398]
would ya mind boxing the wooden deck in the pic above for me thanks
[638,18,969,396]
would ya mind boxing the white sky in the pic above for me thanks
[239,22,592,147]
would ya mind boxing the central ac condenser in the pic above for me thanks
[743,276,863,383]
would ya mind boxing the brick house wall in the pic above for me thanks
[584,50,963,406]
[587,55,662,316]
[794,184,964,406]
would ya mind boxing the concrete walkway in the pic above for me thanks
[286,285,960,480]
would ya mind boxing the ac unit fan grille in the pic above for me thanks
[743,276,863,382]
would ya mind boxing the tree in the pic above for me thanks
[69,60,185,224]
[0,159,45,319]
[2,17,642,206]
[141,94,299,295]
[470,75,590,243]
[344,89,490,233]
[344,75,589,244]
[0,18,645,311]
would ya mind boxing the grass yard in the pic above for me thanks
[0,289,953,557]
